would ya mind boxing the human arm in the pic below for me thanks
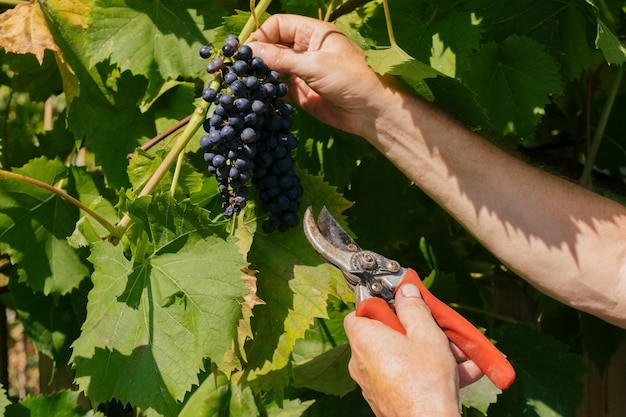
[250,14,626,328]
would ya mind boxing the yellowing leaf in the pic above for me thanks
[0,2,59,64]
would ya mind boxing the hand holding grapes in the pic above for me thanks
[249,14,391,138]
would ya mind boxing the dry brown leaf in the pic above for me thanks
[241,267,265,310]
[0,2,59,64]
[226,267,265,367]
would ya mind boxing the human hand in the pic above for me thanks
[344,283,484,417]
[249,14,390,138]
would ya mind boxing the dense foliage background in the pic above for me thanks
[0,0,626,416]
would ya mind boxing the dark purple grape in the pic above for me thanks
[222,44,235,57]
[225,34,239,49]
[244,76,259,90]
[223,71,238,84]
[212,154,226,167]
[224,206,235,218]
[234,98,251,112]
[232,60,248,75]
[236,44,253,61]
[241,127,257,144]
[228,114,244,130]
[219,94,235,110]
[206,57,224,73]
[230,80,246,97]
[220,125,236,141]
[199,44,213,59]
[251,100,266,114]
[202,87,218,103]
[276,83,288,98]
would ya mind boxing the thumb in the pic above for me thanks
[394,283,437,337]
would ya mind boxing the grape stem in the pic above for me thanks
[323,0,337,22]
[0,169,121,239]
[170,151,185,198]
[382,0,397,46]
[579,65,623,188]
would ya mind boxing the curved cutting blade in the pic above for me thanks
[303,206,357,274]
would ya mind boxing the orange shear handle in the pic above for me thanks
[355,268,515,390]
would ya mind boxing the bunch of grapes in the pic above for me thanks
[199,35,303,233]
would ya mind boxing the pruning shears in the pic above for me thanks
[302,206,515,390]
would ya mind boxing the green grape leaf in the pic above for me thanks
[86,0,215,82]
[365,44,439,100]
[0,385,9,416]
[264,398,315,417]
[70,71,157,189]
[229,378,259,417]
[463,35,562,140]
[459,375,501,413]
[0,157,88,295]
[128,148,204,200]
[292,297,350,364]
[71,195,248,415]
[426,75,491,129]
[363,3,482,77]
[178,374,231,417]
[40,2,159,189]
[68,166,119,240]
[595,18,626,65]
[5,50,63,102]
[7,274,87,368]
[242,171,354,383]
[473,0,601,79]
[38,0,112,107]
[489,323,586,417]
[294,110,378,189]
[292,343,355,396]
[12,390,103,417]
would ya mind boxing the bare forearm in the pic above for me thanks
[365,87,626,328]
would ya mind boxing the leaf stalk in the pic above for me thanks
[0,169,120,238]
[240,0,273,42]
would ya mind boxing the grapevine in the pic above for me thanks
[199,35,302,232]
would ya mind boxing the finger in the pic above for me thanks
[248,41,308,79]
[394,283,443,339]
[457,360,485,388]
[249,14,310,45]
[449,341,468,361]
[250,14,337,51]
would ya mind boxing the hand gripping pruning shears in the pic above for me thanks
[303,206,515,390]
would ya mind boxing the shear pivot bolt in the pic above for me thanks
[371,282,383,293]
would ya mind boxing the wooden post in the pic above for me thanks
[576,341,626,417]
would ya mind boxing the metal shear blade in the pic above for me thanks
[303,206,361,287]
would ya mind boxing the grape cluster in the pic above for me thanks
[199,35,303,232]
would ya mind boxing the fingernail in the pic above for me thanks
[399,283,421,298]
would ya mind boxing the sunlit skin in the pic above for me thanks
[250,14,626,417]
